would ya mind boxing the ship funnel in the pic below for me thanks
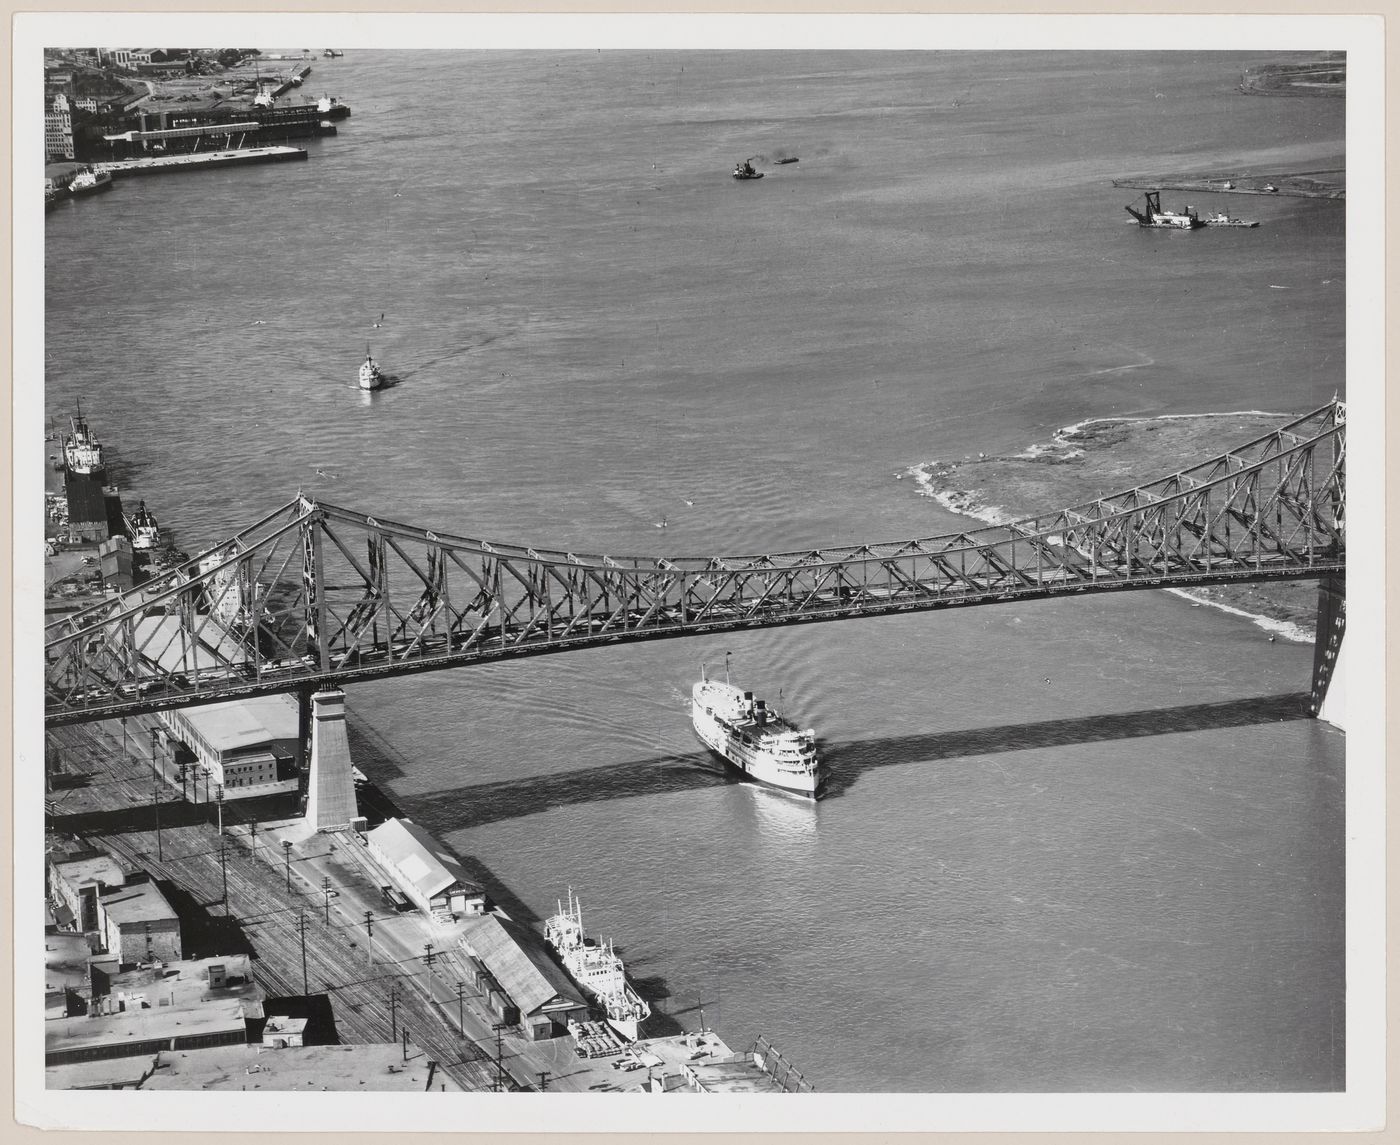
[755,700,767,726]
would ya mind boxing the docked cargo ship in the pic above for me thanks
[62,405,106,476]
[544,890,651,1042]
[125,500,160,550]
[692,665,826,798]
[68,169,113,198]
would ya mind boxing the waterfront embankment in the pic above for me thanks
[907,411,1325,641]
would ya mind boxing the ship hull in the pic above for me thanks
[693,729,824,799]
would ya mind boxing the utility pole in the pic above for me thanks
[282,839,293,892]
[296,910,308,997]
[248,818,257,861]
[402,1027,409,1062]
[364,911,374,967]
[423,941,435,971]
[389,982,399,1042]
[491,1022,508,1092]
[322,875,333,925]
[537,1071,549,1092]
[149,728,163,861]
[216,784,227,909]
[454,980,466,1037]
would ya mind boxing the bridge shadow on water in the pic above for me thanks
[396,692,1313,832]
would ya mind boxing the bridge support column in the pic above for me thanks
[1310,575,1346,730]
[304,688,359,831]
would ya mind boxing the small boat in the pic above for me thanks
[323,49,343,57]
[68,169,113,198]
[1124,190,1203,229]
[358,347,384,391]
[776,156,799,165]
[1263,183,1279,193]
[1202,211,1259,228]
[732,157,763,180]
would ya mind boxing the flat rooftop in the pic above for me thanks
[52,853,126,890]
[173,694,299,752]
[46,994,247,1058]
[139,1043,462,1092]
[98,880,177,926]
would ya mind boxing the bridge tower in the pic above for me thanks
[1310,576,1346,730]
[303,688,359,831]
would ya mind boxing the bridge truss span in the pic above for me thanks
[43,401,1344,725]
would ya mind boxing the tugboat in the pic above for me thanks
[125,501,160,550]
[545,889,651,1041]
[732,157,764,180]
[62,403,106,476]
[1124,190,1204,229]
[357,347,384,391]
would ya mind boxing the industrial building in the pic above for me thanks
[54,1042,462,1092]
[158,694,301,800]
[96,878,182,967]
[459,913,589,1040]
[363,818,487,922]
[45,956,260,1067]
[48,845,126,931]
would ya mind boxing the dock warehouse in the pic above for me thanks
[364,818,488,921]
[159,695,301,800]
[459,913,589,1040]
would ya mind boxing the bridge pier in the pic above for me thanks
[303,688,359,831]
[1310,575,1346,730]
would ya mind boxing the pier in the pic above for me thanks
[94,146,308,178]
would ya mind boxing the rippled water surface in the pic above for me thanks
[44,50,1345,1091]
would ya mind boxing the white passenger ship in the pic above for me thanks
[691,664,826,798]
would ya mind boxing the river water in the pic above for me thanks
[43,50,1345,1091]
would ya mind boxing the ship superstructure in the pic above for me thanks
[691,666,826,798]
[544,889,651,1041]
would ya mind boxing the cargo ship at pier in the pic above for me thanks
[691,664,827,798]
[62,405,106,476]
[544,890,651,1042]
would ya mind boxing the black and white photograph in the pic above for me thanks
[16,12,1385,1134]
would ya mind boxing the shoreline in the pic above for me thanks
[906,410,1322,644]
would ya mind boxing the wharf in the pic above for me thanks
[95,147,308,178]
[45,716,792,1093]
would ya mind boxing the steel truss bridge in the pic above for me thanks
[45,402,1345,727]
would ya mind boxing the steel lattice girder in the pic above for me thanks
[44,402,1345,725]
